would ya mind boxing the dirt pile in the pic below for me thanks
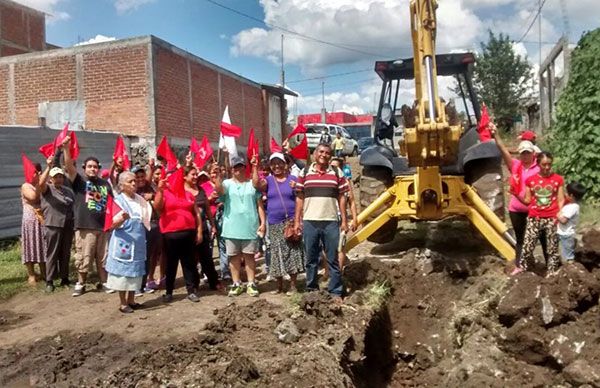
[2,228,600,387]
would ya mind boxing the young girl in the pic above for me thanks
[516,152,564,275]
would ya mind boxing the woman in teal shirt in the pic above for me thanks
[215,156,266,297]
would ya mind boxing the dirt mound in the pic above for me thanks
[2,244,600,387]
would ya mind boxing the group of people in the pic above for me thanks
[491,127,587,275]
[20,134,356,313]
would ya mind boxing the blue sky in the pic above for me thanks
[18,0,600,115]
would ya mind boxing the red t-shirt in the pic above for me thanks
[159,189,197,233]
[525,173,564,218]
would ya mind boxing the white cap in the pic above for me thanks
[49,167,65,177]
[517,140,536,154]
[269,152,286,162]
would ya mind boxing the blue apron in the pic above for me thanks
[105,194,147,278]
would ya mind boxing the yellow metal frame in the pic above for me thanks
[346,169,516,261]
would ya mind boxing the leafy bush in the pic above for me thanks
[549,29,600,200]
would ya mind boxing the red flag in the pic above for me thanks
[478,104,492,142]
[220,121,242,138]
[246,128,260,174]
[192,136,213,169]
[113,135,130,170]
[22,153,38,184]
[288,124,308,160]
[38,123,79,159]
[270,137,282,153]
[69,131,80,160]
[156,136,178,171]
[103,194,124,232]
[38,142,55,158]
[167,167,186,199]
[190,137,200,154]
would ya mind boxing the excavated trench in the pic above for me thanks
[2,223,600,387]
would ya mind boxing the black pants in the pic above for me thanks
[141,222,162,290]
[510,211,548,264]
[196,233,219,289]
[163,230,198,295]
[44,222,74,282]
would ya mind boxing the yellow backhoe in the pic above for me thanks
[345,0,516,260]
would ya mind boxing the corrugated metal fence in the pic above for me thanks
[0,126,118,239]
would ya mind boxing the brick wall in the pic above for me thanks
[14,56,77,125]
[0,64,7,123]
[190,60,220,142]
[0,0,45,56]
[154,45,191,139]
[154,41,269,149]
[83,45,150,135]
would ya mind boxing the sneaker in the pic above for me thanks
[146,280,158,290]
[59,278,71,288]
[265,275,274,282]
[200,274,208,286]
[72,283,85,297]
[510,267,524,276]
[187,293,200,303]
[228,284,245,297]
[103,283,116,294]
[135,290,144,297]
[143,286,155,294]
[45,282,55,293]
[162,294,173,303]
[246,283,259,297]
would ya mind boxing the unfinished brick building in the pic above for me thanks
[0,0,294,152]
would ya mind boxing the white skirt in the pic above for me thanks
[106,273,142,291]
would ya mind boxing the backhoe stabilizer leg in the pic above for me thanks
[346,209,395,252]
[356,187,394,226]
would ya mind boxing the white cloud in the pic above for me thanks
[233,0,600,116]
[74,34,117,46]
[114,0,155,14]
[14,0,70,22]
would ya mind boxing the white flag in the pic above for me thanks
[219,105,238,161]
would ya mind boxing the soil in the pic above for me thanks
[1,221,600,387]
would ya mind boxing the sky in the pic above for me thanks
[16,0,600,117]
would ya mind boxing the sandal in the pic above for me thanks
[128,303,143,310]
[119,306,134,314]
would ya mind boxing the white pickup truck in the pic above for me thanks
[304,123,359,156]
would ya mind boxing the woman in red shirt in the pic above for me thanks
[154,168,203,303]
[517,152,564,275]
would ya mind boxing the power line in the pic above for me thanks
[287,68,372,84]
[204,0,389,58]
[517,0,548,43]
[294,77,380,95]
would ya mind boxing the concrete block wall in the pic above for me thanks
[0,0,45,56]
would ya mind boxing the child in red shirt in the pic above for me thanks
[516,151,565,275]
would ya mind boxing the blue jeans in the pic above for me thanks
[217,234,230,279]
[559,234,575,261]
[335,149,343,157]
[303,220,343,296]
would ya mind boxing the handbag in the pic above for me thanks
[273,177,301,243]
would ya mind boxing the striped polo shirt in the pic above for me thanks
[296,163,349,221]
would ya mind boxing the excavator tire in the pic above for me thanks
[359,166,399,243]
[466,158,506,221]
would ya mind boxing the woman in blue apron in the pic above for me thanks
[106,171,152,313]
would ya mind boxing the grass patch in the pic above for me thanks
[365,281,391,310]
[0,240,29,300]
[579,201,600,228]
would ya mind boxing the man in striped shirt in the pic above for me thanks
[294,143,348,301]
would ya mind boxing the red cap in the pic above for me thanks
[520,130,536,141]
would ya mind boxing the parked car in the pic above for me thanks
[304,123,359,156]
[357,137,374,154]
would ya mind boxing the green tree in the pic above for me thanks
[549,29,600,200]
[474,31,532,131]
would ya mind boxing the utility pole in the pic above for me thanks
[321,81,326,123]
[280,34,285,87]
[538,0,542,70]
